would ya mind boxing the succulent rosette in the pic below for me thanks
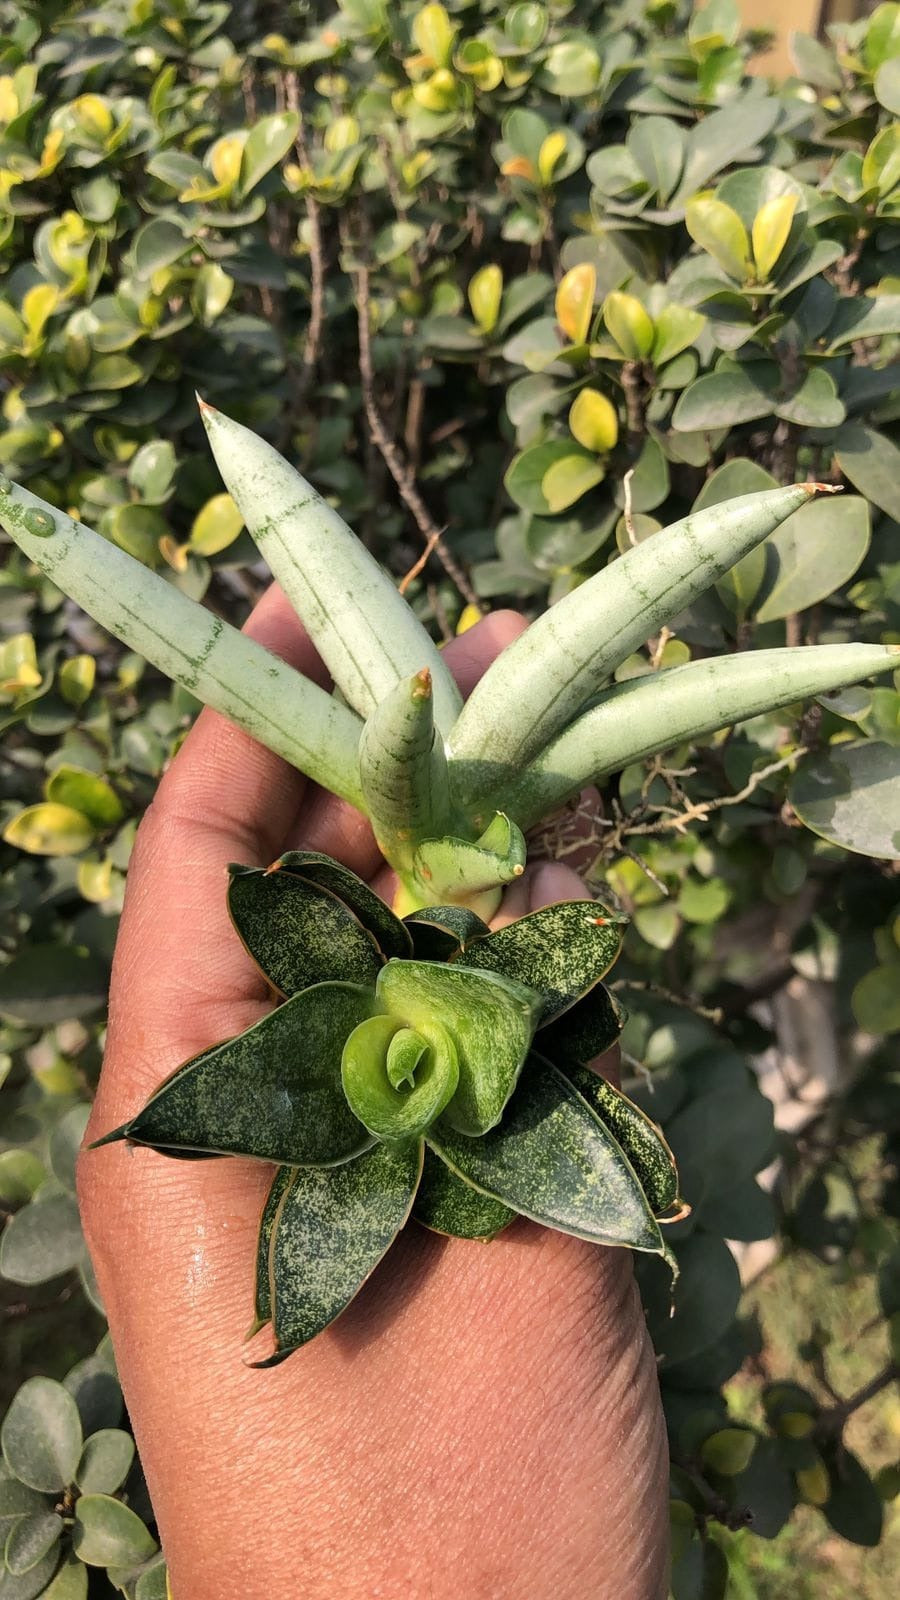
[96,849,681,1363]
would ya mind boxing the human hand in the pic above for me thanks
[79,588,669,1600]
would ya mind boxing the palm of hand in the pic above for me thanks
[79,591,669,1600]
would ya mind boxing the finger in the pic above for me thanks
[282,609,529,869]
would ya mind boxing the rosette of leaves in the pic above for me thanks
[93,847,686,1362]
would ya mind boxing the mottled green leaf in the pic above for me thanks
[1,1378,82,1492]
[561,1063,680,1216]
[538,983,627,1062]
[261,1140,423,1361]
[453,900,625,1021]
[253,1165,293,1331]
[414,1148,516,1239]
[378,959,540,1135]
[227,866,383,995]
[429,1056,664,1252]
[72,1495,157,1567]
[403,905,490,961]
[790,741,900,861]
[108,984,377,1164]
[272,852,411,958]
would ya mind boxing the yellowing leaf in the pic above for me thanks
[22,284,60,345]
[538,130,567,186]
[189,492,244,556]
[468,264,503,334]
[70,94,114,140]
[3,803,95,857]
[324,115,360,153]
[77,858,115,903]
[456,603,484,635]
[45,765,124,828]
[0,77,18,124]
[209,134,246,190]
[412,68,458,111]
[603,291,655,360]
[751,193,798,281]
[58,654,96,708]
[412,3,457,69]
[685,196,752,282]
[569,387,619,452]
[0,633,41,698]
[555,262,596,344]
[501,155,536,180]
[542,452,605,513]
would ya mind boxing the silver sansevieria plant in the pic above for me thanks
[1,404,896,1361]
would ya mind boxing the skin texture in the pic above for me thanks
[78,592,669,1600]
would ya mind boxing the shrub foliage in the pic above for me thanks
[0,1,899,1595]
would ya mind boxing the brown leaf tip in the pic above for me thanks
[804,482,843,496]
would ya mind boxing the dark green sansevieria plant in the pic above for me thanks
[1,401,897,1356]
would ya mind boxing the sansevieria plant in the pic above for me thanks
[1,403,896,1363]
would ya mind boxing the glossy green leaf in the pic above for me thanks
[227,865,383,995]
[835,424,900,522]
[413,1148,516,1239]
[253,1165,293,1331]
[266,853,412,959]
[1,1379,82,1493]
[377,959,540,1135]
[672,366,777,431]
[72,1494,157,1567]
[133,218,189,277]
[429,1056,664,1253]
[875,56,900,113]
[538,983,627,1062]
[341,1014,458,1138]
[650,305,705,368]
[452,900,625,1020]
[754,495,870,622]
[127,440,175,503]
[402,905,490,961]
[238,112,299,197]
[628,117,685,202]
[105,984,377,1164]
[4,1511,62,1577]
[775,368,844,429]
[790,741,900,861]
[561,1064,680,1216]
[504,439,582,515]
[676,98,781,198]
[260,1139,423,1361]
[75,1430,135,1495]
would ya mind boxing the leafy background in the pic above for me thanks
[0,1,898,1596]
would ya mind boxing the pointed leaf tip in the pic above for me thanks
[195,392,215,416]
[806,482,843,495]
[87,1123,130,1150]
[412,668,432,699]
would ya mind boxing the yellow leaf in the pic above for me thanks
[159,535,190,572]
[0,77,19,124]
[467,264,503,335]
[77,858,115,903]
[324,115,360,153]
[685,196,752,283]
[538,130,567,186]
[569,387,619,452]
[751,194,799,282]
[70,93,114,140]
[555,262,596,345]
[411,68,458,111]
[22,284,60,344]
[0,633,41,698]
[189,492,244,556]
[209,134,246,189]
[36,127,64,177]
[3,803,95,856]
[58,654,96,708]
[456,603,484,635]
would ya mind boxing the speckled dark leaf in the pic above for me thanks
[378,959,541,1135]
[260,1139,423,1362]
[106,984,376,1165]
[228,865,383,995]
[272,850,412,957]
[452,901,626,1020]
[252,1165,294,1331]
[413,1147,516,1239]
[561,1063,681,1216]
[428,1055,664,1253]
[538,983,627,1061]
[403,905,490,961]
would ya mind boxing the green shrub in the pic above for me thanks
[0,2,898,1595]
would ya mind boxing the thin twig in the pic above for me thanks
[347,230,479,607]
[284,72,326,409]
[817,1362,900,1438]
[611,978,723,1026]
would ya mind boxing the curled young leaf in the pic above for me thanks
[341,1013,459,1139]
